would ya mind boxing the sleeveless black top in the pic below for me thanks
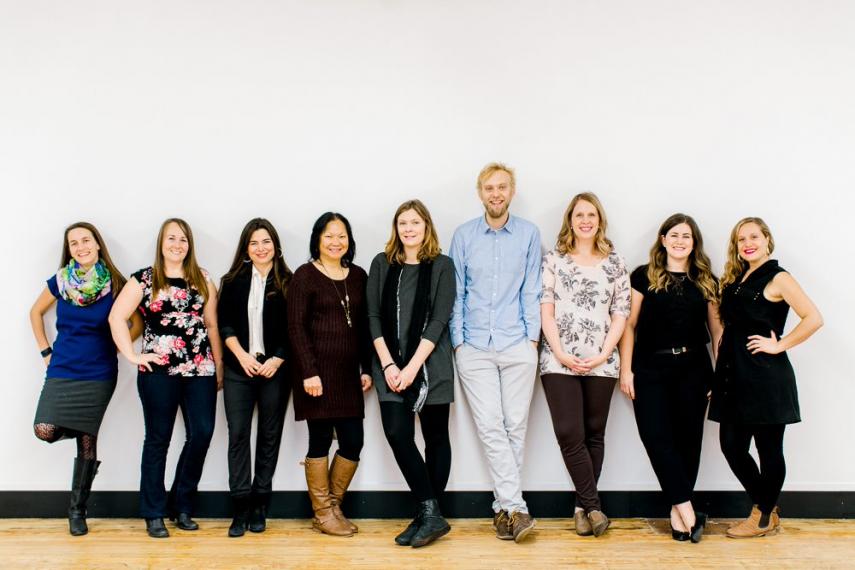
[709,260,800,425]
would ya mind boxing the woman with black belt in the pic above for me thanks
[30,222,141,536]
[288,212,373,538]
[618,213,722,543]
[218,218,292,537]
[709,217,822,538]
[367,200,455,548]
[109,218,224,538]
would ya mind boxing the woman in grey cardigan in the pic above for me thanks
[367,199,456,548]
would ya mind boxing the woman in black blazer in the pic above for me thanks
[218,218,292,537]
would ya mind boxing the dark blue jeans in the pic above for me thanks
[137,373,217,519]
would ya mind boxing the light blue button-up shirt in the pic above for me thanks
[449,214,542,352]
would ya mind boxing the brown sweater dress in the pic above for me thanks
[287,262,372,421]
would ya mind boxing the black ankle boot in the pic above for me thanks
[229,496,251,538]
[394,517,422,546]
[410,499,451,548]
[68,458,100,536]
[169,512,199,531]
[690,512,707,543]
[248,494,269,533]
[145,518,169,538]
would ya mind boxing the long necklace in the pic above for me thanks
[317,262,352,328]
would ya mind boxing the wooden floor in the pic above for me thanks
[1,518,854,569]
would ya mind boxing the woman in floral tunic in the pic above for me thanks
[540,193,630,537]
[110,218,223,538]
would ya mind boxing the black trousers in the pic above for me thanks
[223,370,288,500]
[632,352,711,505]
[541,374,616,512]
[379,402,451,503]
[307,417,364,461]
[719,422,787,515]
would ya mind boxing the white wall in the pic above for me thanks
[2,0,853,494]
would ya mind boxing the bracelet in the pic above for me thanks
[382,362,397,372]
[40,346,52,358]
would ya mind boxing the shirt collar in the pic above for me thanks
[251,265,268,281]
[479,213,515,234]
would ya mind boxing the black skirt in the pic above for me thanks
[34,377,116,435]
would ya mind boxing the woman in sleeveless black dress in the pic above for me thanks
[709,217,822,538]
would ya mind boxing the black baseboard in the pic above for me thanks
[1,490,852,518]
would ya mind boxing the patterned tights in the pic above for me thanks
[33,423,97,460]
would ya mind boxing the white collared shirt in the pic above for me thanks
[247,265,267,356]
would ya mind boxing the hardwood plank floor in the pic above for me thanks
[1,518,853,569]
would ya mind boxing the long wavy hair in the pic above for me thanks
[221,218,293,298]
[720,216,775,290]
[555,192,613,256]
[60,221,127,297]
[151,218,209,302]
[646,213,718,302]
[384,199,441,264]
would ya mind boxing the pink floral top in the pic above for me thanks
[132,267,215,377]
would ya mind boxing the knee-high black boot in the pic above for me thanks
[69,458,100,536]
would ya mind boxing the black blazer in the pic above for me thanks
[218,270,288,378]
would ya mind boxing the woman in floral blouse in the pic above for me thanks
[109,218,223,538]
[540,192,630,537]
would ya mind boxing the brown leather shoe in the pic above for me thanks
[728,505,760,530]
[587,510,610,537]
[304,457,353,537]
[574,510,593,536]
[726,506,778,539]
[510,511,536,543]
[328,454,359,533]
[493,510,513,540]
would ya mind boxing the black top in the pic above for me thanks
[132,267,215,377]
[366,253,456,405]
[709,260,800,425]
[630,265,710,368]
[217,270,288,379]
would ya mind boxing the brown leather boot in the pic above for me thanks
[304,457,353,537]
[728,505,759,530]
[329,454,359,533]
[726,506,778,538]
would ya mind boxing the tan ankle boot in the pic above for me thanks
[726,506,778,538]
[329,454,359,533]
[304,457,353,537]
[729,505,760,530]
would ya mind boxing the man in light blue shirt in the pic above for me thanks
[449,162,542,542]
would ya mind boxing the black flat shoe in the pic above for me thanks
[170,512,199,531]
[670,524,690,541]
[690,512,707,543]
[145,518,169,538]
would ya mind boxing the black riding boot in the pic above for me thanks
[69,458,100,536]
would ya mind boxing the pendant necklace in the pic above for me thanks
[318,262,352,328]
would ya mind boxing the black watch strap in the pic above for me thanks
[40,346,53,358]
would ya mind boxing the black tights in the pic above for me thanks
[306,417,364,461]
[380,402,451,502]
[719,423,786,515]
[33,423,98,460]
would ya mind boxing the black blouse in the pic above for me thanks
[630,265,710,368]
[217,270,288,379]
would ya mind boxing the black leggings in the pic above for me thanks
[33,423,98,460]
[380,402,451,503]
[307,417,364,461]
[719,423,786,515]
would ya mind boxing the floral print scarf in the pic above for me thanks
[56,260,112,306]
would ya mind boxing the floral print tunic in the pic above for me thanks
[539,250,631,378]
[132,267,215,377]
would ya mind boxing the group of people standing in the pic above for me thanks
[30,162,822,547]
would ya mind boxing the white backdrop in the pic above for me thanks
[2,0,853,494]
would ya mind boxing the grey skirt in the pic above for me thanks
[34,377,117,435]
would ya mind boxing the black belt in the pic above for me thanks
[653,346,697,355]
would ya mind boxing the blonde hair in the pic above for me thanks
[720,216,775,290]
[151,218,209,303]
[476,162,516,191]
[646,213,719,302]
[384,199,442,264]
[556,192,613,256]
